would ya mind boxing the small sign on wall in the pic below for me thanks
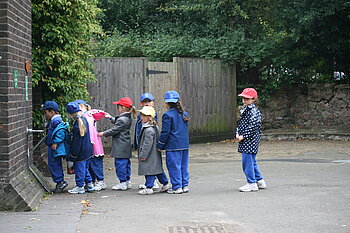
[13,70,18,88]
[25,76,29,101]
[25,60,31,101]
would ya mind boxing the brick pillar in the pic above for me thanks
[0,0,45,211]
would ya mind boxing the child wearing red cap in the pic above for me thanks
[98,97,136,190]
[236,88,266,192]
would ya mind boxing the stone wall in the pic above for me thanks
[0,0,45,211]
[259,84,350,129]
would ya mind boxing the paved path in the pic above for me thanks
[1,140,349,233]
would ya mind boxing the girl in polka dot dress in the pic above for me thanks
[236,88,267,192]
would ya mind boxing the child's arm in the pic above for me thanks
[102,118,125,137]
[139,128,156,161]
[52,128,66,150]
[240,110,262,140]
[157,114,171,150]
[53,129,66,144]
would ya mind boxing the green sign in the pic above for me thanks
[13,70,18,88]
[25,76,29,101]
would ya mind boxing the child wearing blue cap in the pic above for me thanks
[157,91,190,194]
[66,102,95,194]
[133,93,160,190]
[41,101,69,193]
[133,93,156,150]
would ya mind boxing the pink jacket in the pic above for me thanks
[82,111,105,157]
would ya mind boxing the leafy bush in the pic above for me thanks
[32,0,102,126]
[96,0,349,102]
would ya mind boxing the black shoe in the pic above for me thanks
[54,181,68,193]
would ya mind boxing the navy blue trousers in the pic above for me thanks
[145,173,168,188]
[74,159,93,187]
[88,156,104,182]
[47,148,64,183]
[114,158,131,182]
[166,149,189,190]
[242,153,263,183]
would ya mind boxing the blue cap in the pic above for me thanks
[66,102,81,114]
[41,101,60,112]
[164,91,180,103]
[140,93,155,102]
[75,99,87,105]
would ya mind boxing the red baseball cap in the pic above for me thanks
[238,88,258,98]
[113,97,133,108]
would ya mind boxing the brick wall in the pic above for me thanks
[0,0,45,211]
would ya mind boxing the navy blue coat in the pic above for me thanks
[236,104,262,154]
[51,122,70,157]
[68,116,93,161]
[45,115,63,157]
[45,115,63,146]
[157,107,189,151]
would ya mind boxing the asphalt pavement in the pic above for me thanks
[1,139,349,233]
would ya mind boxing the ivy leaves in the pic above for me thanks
[32,0,102,126]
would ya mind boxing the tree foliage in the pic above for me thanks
[32,0,102,126]
[96,0,350,99]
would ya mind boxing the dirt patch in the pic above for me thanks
[189,140,350,160]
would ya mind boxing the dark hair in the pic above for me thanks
[46,108,59,114]
[167,101,189,121]
[141,98,152,103]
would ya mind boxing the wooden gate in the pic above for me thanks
[147,60,178,126]
[88,57,236,145]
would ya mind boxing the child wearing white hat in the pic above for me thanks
[137,106,171,195]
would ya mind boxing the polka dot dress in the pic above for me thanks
[236,104,262,154]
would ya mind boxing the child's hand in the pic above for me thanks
[97,132,104,137]
[104,113,112,118]
[236,134,244,142]
[157,148,162,152]
[140,157,146,161]
[51,144,57,150]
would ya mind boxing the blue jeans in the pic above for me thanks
[242,153,263,183]
[166,149,189,190]
[47,148,64,183]
[145,173,169,188]
[114,158,131,182]
[88,156,104,182]
[74,159,93,187]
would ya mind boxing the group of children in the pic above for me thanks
[42,90,190,195]
[43,87,266,194]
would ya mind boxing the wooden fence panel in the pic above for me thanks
[89,57,236,145]
[176,57,236,142]
[147,61,178,128]
[88,58,146,147]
